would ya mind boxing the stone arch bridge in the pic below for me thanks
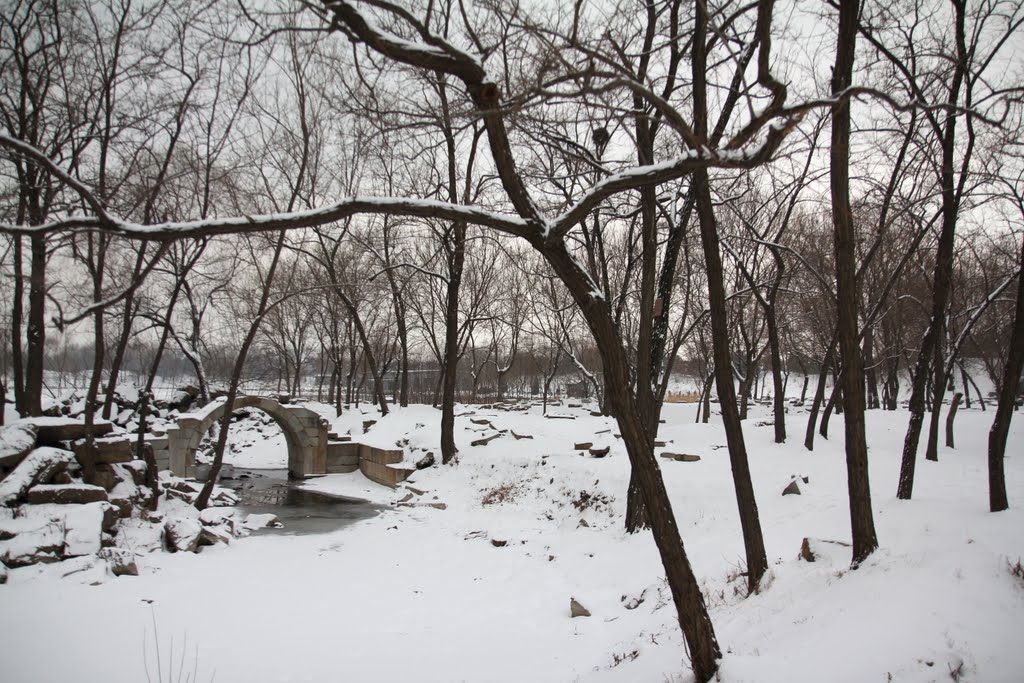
[145,395,411,486]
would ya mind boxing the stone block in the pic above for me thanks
[27,484,109,505]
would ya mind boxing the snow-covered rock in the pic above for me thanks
[242,513,281,530]
[26,483,108,505]
[0,516,64,567]
[62,502,116,557]
[0,447,76,506]
[98,547,138,576]
[0,423,37,469]
[164,517,202,553]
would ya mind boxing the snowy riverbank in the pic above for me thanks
[1,402,1021,682]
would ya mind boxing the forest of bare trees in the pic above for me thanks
[1,0,1022,679]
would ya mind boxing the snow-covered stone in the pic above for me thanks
[62,502,116,557]
[242,513,281,530]
[26,484,108,505]
[98,547,138,576]
[0,516,64,567]
[164,517,202,553]
[0,423,38,469]
[0,447,76,506]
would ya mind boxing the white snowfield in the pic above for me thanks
[0,402,1021,682]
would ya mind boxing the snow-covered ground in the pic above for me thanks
[1,401,1021,682]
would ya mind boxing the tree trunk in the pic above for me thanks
[987,237,1024,512]
[830,0,878,565]
[897,0,967,501]
[766,313,786,442]
[945,392,963,448]
[694,168,767,593]
[805,336,837,451]
[441,222,466,464]
[11,236,25,415]
[24,235,47,416]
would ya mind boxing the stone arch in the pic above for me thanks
[173,396,327,478]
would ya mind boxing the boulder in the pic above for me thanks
[570,598,591,618]
[574,442,593,450]
[589,446,610,458]
[0,423,38,469]
[27,484,108,505]
[164,517,202,553]
[415,453,436,470]
[98,547,138,576]
[0,447,77,506]
[782,480,801,496]
[0,560,7,583]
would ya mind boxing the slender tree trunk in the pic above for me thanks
[805,336,837,451]
[897,0,967,501]
[694,168,767,592]
[987,239,1024,512]
[196,233,287,509]
[441,222,466,464]
[945,392,963,448]
[24,235,47,416]
[830,0,878,564]
[766,313,786,442]
[11,236,25,415]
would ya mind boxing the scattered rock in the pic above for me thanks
[471,432,503,447]
[415,452,436,470]
[398,493,415,503]
[799,537,851,562]
[99,547,138,576]
[405,486,427,496]
[27,483,108,505]
[427,502,447,510]
[362,420,377,434]
[782,480,801,496]
[574,442,593,450]
[490,539,508,548]
[660,452,701,462]
[623,590,646,610]
[570,598,591,618]
[0,560,7,583]
[510,431,533,440]
[589,446,610,458]
[164,517,202,553]
[577,519,590,528]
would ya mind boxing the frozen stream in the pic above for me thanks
[226,468,385,535]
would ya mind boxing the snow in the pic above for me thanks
[0,402,1021,682]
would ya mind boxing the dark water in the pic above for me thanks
[227,468,384,536]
